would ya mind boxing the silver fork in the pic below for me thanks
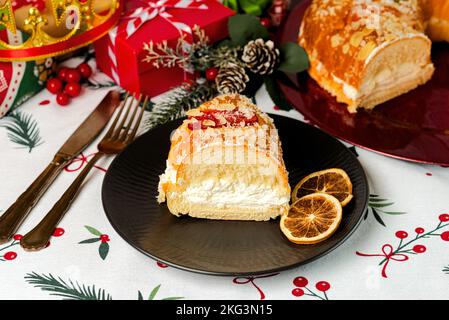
[20,93,149,251]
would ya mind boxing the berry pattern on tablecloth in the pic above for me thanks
[64,152,108,173]
[232,273,279,300]
[79,226,110,260]
[291,276,331,300]
[357,214,449,278]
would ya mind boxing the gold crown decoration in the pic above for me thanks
[0,0,122,61]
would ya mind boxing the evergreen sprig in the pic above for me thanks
[144,82,217,131]
[443,265,449,274]
[0,111,43,153]
[25,272,112,300]
[364,194,406,227]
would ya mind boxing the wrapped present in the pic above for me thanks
[0,27,52,118]
[94,0,235,97]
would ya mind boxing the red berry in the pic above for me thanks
[395,231,408,239]
[415,227,425,234]
[100,234,110,242]
[64,82,81,97]
[3,251,17,261]
[293,276,308,287]
[260,17,271,28]
[205,67,219,81]
[77,63,92,79]
[65,69,82,83]
[53,227,65,237]
[57,67,69,81]
[157,262,168,268]
[413,245,426,253]
[56,92,70,106]
[291,288,304,297]
[46,78,63,94]
[315,281,330,292]
[45,241,51,248]
[439,214,449,222]
[13,234,23,240]
[441,231,449,241]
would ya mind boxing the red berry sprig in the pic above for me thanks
[291,276,330,300]
[46,63,92,106]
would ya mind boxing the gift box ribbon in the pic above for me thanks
[107,0,208,85]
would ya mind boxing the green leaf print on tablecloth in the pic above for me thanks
[79,225,110,260]
[26,272,184,300]
[364,194,406,227]
[25,272,112,300]
[0,111,43,152]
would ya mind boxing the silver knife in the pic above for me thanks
[0,90,121,244]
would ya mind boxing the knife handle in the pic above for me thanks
[0,154,69,244]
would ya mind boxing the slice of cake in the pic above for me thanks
[157,94,291,221]
[298,0,435,112]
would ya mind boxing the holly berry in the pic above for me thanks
[413,245,426,253]
[260,17,272,28]
[46,78,63,94]
[441,231,449,241]
[395,231,408,239]
[57,67,70,81]
[205,67,219,81]
[3,251,17,261]
[439,214,449,222]
[315,281,330,292]
[100,234,110,243]
[65,69,82,83]
[64,82,81,97]
[53,227,65,237]
[293,276,308,287]
[415,227,425,234]
[77,63,92,79]
[13,234,23,241]
[56,92,70,106]
[157,261,168,268]
[291,288,304,297]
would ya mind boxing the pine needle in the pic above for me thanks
[0,111,43,153]
[25,272,112,300]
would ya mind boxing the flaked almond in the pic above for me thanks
[362,28,374,36]
[342,43,350,54]
[213,104,235,111]
[202,120,216,127]
[215,114,227,125]
[331,34,342,47]
[186,109,203,117]
[357,41,377,60]
[350,31,364,47]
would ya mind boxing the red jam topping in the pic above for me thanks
[187,108,258,130]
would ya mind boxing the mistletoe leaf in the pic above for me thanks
[222,0,239,12]
[263,75,292,111]
[84,225,102,236]
[148,284,161,300]
[228,14,269,45]
[278,42,309,73]
[79,237,101,244]
[99,242,109,260]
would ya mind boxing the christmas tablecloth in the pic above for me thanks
[1,60,449,301]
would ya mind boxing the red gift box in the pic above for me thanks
[94,0,235,97]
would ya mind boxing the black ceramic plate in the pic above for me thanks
[102,115,369,276]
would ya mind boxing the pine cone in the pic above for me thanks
[215,63,249,94]
[242,39,280,75]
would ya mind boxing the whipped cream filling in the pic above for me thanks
[183,179,290,208]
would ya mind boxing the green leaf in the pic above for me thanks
[148,284,161,300]
[369,203,394,208]
[228,14,269,45]
[278,42,309,73]
[162,297,184,300]
[384,211,407,215]
[0,111,43,153]
[371,208,386,227]
[84,225,102,236]
[222,0,239,12]
[98,242,109,260]
[138,291,144,300]
[239,0,271,16]
[263,76,292,111]
[368,198,388,202]
[78,237,101,244]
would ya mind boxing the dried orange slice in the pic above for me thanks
[292,168,353,206]
[280,193,342,244]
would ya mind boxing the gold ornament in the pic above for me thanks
[0,0,120,57]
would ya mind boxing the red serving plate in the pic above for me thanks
[276,0,449,165]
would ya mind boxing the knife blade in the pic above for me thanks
[0,90,121,244]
